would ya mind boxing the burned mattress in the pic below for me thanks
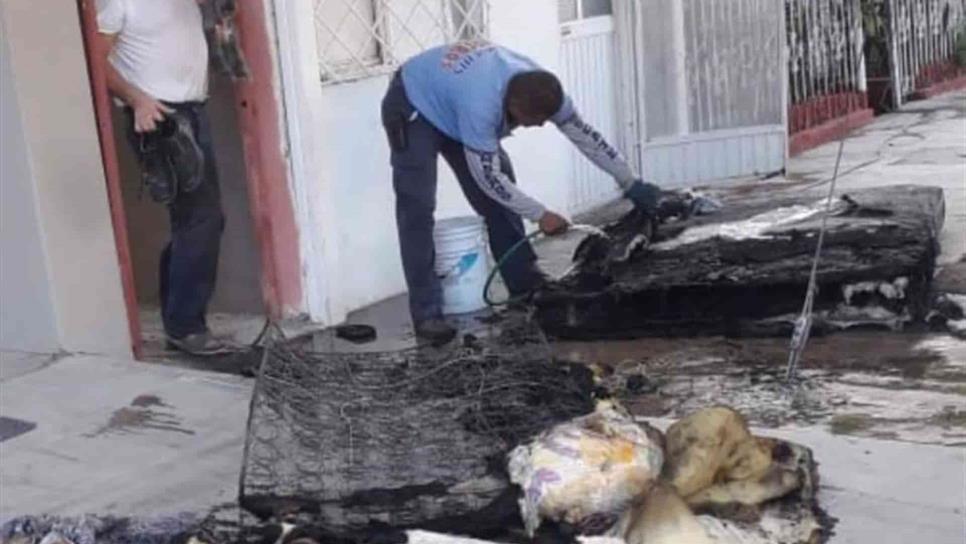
[535,185,945,339]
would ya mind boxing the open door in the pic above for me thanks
[75,0,303,359]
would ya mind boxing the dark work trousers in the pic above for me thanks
[381,73,538,324]
[126,102,225,339]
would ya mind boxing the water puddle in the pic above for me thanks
[553,331,966,445]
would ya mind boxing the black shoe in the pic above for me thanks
[160,113,205,194]
[414,318,457,346]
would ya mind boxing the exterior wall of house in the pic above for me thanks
[0,1,130,356]
[281,0,576,324]
[1,21,59,354]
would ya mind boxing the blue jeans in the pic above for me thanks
[381,73,539,323]
[127,102,225,339]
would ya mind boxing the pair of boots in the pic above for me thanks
[139,113,205,205]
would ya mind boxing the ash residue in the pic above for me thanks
[601,358,842,428]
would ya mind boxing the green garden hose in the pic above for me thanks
[482,224,610,308]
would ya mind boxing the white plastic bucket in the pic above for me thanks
[434,216,489,315]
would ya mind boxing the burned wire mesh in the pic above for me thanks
[239,315,596,533]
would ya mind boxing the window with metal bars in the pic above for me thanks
[313,0,488,84]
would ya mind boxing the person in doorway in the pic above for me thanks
[382,41,661,344]
[96,0,229,355]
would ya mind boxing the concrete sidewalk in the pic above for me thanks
[763,426,965,544]
[786,90,966,267]
[0,351,252,520]
[3,350,964,542]
[2,92,965,542]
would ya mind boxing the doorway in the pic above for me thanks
[76,0,302,365]
[110,74,267,362]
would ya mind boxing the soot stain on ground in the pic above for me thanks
[86,395,194,437]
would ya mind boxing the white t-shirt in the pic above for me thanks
[97,0,209,103]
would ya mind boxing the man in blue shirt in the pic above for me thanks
[383,41,661,343]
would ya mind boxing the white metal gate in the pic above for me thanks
[786,0,868,131]
[558,1,621,213]
[886,0,966,107]
[615,0,787,187]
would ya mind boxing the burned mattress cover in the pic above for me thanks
[535,185,945,339]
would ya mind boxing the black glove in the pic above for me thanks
[625,180,661,244]
[624,180,661,216]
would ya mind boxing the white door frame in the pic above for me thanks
[559,11,622,212]
[613,0,646,175]
[272,0,345,325]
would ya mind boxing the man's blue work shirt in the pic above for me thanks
[400,42,574,153]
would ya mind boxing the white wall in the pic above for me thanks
[489,0,574,216]
[1,22,59,353]
[282,0,574,324]
[0,2,131,356]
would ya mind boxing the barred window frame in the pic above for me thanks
[313,0,490,85]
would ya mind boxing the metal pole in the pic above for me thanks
[820,0,831,121]
[671,0,690,136]
[843,0,857,106]
[786,139,846,383]
[797,0,807,105]
[705,0,718,131]
[789,0,799,107]
[781,0,791,164]
[836,0,847,115]
[803,0,814,120]
[853,0,867,97]
[722,0,734,129]
[928,0,936,70]
[887,0,904,108]
[693,0,709,132]
[905,0,915,94]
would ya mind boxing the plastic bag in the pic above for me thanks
[507,402,664,536]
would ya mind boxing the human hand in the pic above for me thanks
[132,94,174,133]
[625,180,661,216]
[538,211,570,236]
